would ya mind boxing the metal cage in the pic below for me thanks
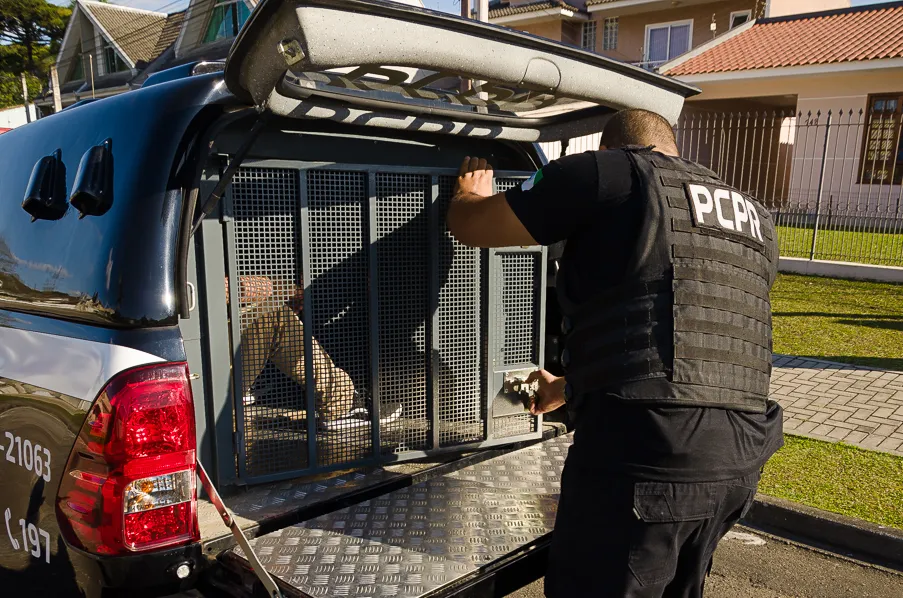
[207,161,545,483]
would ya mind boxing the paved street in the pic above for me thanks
[771,355,903,456]
[506,527,903,597]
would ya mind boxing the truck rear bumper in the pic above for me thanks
[65,541,207,598]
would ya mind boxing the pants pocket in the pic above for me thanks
[627,482,718,587]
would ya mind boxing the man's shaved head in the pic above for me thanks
[600,109,679,155]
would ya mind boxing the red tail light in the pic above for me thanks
[56,363,199,555]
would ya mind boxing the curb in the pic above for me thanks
[778,256,903,284]
[742,494,903,571]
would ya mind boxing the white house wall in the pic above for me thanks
[539,133,602,161]
[766,0,851,19]
[0,104,38,129]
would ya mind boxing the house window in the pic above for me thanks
[103,42,128,74]
[71,55,85,81]
[730,10,752,29]
[203,0,252,44]
[603,17,618,50]
[581,21,597,51]
[69,43,85,81]
[645,20,693,67]
[860,94,903,185]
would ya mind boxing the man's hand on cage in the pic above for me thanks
[526,369,567,415]
[455,156,494,199]
[446,156,536,248]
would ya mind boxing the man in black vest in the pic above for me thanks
[447,109,783,597]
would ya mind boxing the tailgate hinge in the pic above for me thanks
[196,461,283,598]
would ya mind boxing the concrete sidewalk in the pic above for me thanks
[772,355,903,456]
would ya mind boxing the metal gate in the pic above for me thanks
[217,162,545,483]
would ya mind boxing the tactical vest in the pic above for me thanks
[558,147,779,414]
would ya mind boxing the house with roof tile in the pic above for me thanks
[45,0,185,109]
[40,0,272,112]
[39,0,425,114]
[490,0,858,170]
[488,0,848,69]
[170,0,426,65]
[660,1,903,215]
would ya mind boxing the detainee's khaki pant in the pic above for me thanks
[240,304,355,421]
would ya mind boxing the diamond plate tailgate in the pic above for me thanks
[224,434,572,597]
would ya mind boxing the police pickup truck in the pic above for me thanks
[0,1,697,596]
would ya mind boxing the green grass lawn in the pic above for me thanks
[771,273,903,370]
[777,226,903,267]
[765,274,903,528]
[760,435,903,529]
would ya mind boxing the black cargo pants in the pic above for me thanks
[544,458,759,598]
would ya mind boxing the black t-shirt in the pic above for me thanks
[506,149,783,482]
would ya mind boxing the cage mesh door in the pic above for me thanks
[492,177,540,438]
[437,176,485,446]
[494,252,541,437]
[306,170,372,467]
[498,253,541,367]
[230,167,308,478]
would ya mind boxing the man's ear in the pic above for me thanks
[599,144,608,151]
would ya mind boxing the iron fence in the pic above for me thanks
[543,106,903,267]
[675,108,903,266]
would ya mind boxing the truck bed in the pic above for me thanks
[197,425,565,553]
[215,431,571,597]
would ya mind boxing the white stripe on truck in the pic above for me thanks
[0,326,164,402]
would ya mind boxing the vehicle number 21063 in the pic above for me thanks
[2,432,51,482]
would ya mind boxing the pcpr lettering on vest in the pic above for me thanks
[684,183,764,244]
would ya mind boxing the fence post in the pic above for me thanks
[809,111,833,261]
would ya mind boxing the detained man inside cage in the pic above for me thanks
[225,275,357,422]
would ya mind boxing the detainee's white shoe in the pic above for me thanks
[320,403,403,431]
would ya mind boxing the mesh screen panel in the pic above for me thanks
[306,170,372,466]
[375,173,430,453]
[437,176,484,446]
[494,413,537,438]
[231,167,308,477]
[495,177,524,194]
[499,253,540,366]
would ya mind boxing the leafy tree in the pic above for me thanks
[0,72,42,109]
[0,40,51,108]
[0,38,55,77]
[0,0,71,75]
